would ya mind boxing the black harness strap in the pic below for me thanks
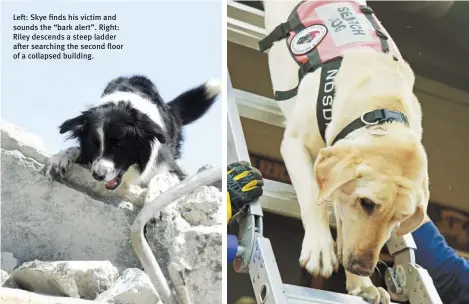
[275,87,299,101]
[259,22,291,52]
[259,17,304,52]
[275,49,324,101]
[359,5,389,53]
[330,109,410,146]
[316,59,342,141]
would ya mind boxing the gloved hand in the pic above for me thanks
[227,161,264,219]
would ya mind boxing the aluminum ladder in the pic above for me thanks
[226,72,443,304]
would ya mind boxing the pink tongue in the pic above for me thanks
[105,179,117,188]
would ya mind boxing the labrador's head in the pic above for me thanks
[314,127,429,276]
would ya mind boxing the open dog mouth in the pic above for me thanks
[104,172,124,190]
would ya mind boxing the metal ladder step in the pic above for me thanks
[284,284,395,304]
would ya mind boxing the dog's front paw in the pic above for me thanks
[44,147,80,179]
[299,227,338,278]
[349,285,391,304]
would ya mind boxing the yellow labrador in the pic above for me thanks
[262,1,429,303]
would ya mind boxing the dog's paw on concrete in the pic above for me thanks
[44,147,80,180]
[299,226,338,278]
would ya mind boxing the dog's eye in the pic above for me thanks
[359,198,376,214]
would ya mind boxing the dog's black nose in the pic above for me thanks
[92,172,105,181]
[346,255,374,276]
[346,262,373,276]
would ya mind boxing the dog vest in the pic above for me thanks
[259,1,403,143]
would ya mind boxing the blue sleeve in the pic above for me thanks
[412,221,469,304]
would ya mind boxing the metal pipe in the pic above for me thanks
[131,167,222,304]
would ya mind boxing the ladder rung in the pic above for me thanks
[284,284,398,304]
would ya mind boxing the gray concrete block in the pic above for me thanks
[1,149,140,270]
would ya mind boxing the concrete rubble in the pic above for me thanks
[10,260,119,299]
[96,268,162,304]
[146,185,223,303]
[1,120,223,303]
[1,270,8,286]
[0,287,100,304]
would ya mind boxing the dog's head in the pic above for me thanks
[314,125,429,276]
[59,102,166,190]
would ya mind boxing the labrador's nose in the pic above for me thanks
[346,253,374,276]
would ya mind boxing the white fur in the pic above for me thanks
[97,126,105,157]
[205,79,221,99]
[136,139,162,184]
[264,0,337,281]
[346,272,391,303]
[99,91,166,130]
[90,125,118,182]
[91,158,117,182]
[263,1,416,303]
[280,136,338,276]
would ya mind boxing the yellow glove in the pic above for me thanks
[227,192,232,222]
[226,161,264,222]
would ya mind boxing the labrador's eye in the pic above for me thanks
[359,198,376,214]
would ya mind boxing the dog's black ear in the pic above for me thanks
[132,110,167,144]
[136,121,167,144]
[147,123,167,144]
[59,114,88,135]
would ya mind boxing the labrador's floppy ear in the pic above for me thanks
[59,113,88,136]
[314,146,360,205]
[396,174,429,236]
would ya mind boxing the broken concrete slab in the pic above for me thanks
[1,120,51,165]
[169,226,222,303]
[96,268,161,304]
[146,186,223,304]
[1,268,18,289]
[179,186,224,226]
[1,149,141,270]
[1,252,19,273]
[0,287,101,304]
[1,278,18,289]
[10,260,119,300]
[1,270,8,287]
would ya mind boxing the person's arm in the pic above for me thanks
[412,214,469,304]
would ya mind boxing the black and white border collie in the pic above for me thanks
[45,75,220,191]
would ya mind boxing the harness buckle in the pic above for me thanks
[361,112,380,126]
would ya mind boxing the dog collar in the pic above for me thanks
[330,109,410,146]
